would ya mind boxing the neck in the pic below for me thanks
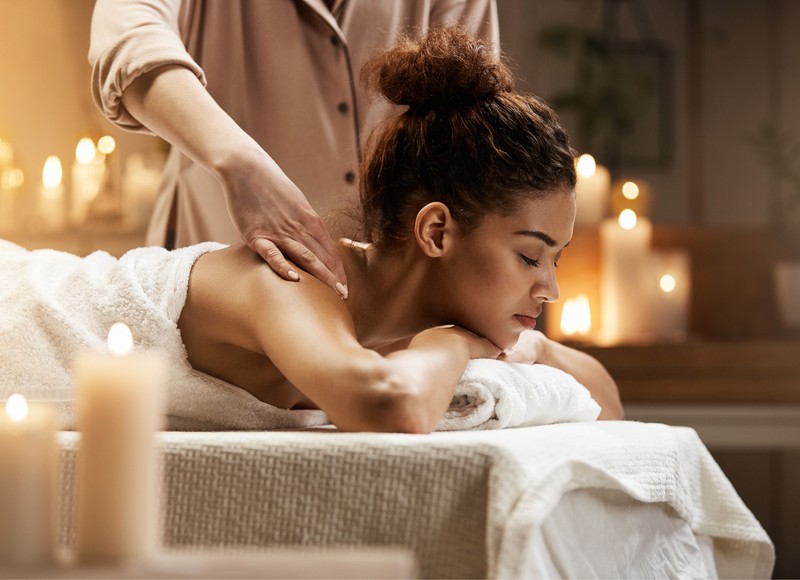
[338,239,439,349]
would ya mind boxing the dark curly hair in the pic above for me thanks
[357,26,576,250]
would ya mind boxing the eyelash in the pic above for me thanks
[520,254,559,268]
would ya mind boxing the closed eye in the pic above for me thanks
[520,254,540,267]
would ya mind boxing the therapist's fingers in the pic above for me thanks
[249,235,348,299]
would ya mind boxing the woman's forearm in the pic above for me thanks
[538,337,625,420]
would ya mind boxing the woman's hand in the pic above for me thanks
[498,330,547,364]
[219,149,348,296]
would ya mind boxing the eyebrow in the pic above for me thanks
[513,230,571,249]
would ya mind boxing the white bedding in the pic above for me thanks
[55,421,774,579]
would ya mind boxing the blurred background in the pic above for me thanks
[0,0,798,576]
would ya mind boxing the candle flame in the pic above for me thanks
[108,322,133,355]
[560,294,592,336]
[42,156,63,188]
[618,208,637,230]
[5,393,28,423]
[575,154,596,177]
[76,138,96,164]
[97,135,116,155]
[660,274,677,293]
[622,181,640,200]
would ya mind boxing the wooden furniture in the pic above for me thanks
[581,340,800,405]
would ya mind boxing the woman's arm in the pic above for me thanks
[501,331,624,420]
[181,245,500,433]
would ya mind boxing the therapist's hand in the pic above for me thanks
[220,150,348,298]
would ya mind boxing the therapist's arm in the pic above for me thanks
[121,64,348,296]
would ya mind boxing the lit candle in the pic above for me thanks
[560,294,592,339]
[0,394,58,569]
[599,209,653,345]
[74,322,166,563]
[122,153,162,231]
[611,178,652,218]
[37,155,66,232]
[574,154,610,227]
[70,138,106,227]
[649,250,691,342]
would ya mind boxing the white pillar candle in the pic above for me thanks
[599,209,653,345]
[70,138,106,227]
[122,153,162,231]
[74,322,166,563]
[37,155,66,232]
[574,154,610,227]
[649,251,691,342]
[0,394,58,569]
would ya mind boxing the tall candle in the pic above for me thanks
[70,138,106,227]
[74,322,166,563]
[0,394,58,569]
[574,154,610,227]
[599,209,653,345]
[649,250,691,342]
[38,155,66,232]
[122,153,161,231]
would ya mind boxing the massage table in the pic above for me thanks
[54,422,774,579]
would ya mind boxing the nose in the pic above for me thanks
[532,265,560,303]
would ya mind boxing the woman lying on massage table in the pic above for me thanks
[1,27,622,431]
[175,27,623,431]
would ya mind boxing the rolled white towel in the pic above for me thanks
[438,359,600,431]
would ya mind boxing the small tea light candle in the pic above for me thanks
[74,322,166,563]
[0,394,58,569]
[560,294,592,339]
[649,251,691,342]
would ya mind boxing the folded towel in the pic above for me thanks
[437,359,601,431]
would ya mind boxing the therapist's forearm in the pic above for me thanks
[120,65,288,187]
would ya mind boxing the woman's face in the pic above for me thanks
[434,189,576,350]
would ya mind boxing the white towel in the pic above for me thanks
[437,359,601,431]
[0,240,328,431]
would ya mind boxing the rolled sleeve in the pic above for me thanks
[89,0,207,132]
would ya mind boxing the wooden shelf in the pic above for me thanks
[580,340,800,404]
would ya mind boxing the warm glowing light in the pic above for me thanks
[618,209,637,230]
[1,168,24,189]
[108,322,133,355]
[5,393,28,423]
[576,154,597,177]
[0,139,12,166]
[76,138,96,164]
[659,274,677,293]
[560,294,592,336]
[622,181,640,200]
[97,135,116,155]
[42,156,63,188]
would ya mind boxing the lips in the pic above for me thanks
[513,314,537,330]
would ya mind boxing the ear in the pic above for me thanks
[414,202,456,258]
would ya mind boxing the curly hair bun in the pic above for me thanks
[362,26,514,110]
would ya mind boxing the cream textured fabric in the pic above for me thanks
[55,422,774,579]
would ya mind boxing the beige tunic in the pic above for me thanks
[89,0,499,248]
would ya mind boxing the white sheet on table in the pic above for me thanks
[530,487,718,578]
